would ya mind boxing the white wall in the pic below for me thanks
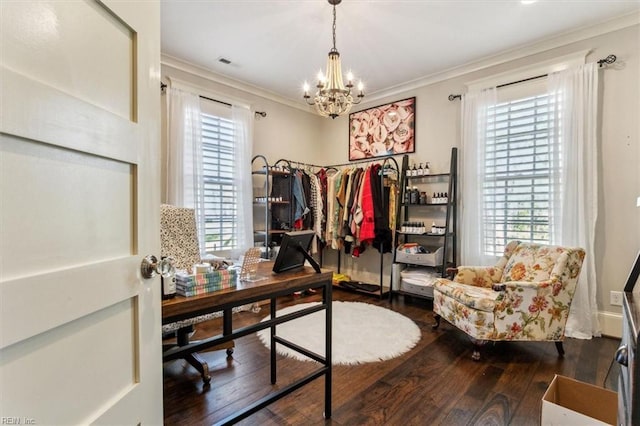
[160,23,639,337]
[318,24,640,337]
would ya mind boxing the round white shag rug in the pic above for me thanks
[256,301,421,365]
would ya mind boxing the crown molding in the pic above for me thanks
[161,54,313,114]
[162,11,638,114]
[362,11,640,105]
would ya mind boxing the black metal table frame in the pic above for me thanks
[163,277,333,425]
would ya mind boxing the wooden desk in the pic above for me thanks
[162,262,333,425]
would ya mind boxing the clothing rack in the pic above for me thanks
[448,53,617,101]
[276,154,404,171]
[273,155,401,298]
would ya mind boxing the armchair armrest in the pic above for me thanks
[453,266,504,288]
[493,278,573,340]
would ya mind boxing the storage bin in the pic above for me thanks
[541,375,617,425]
[398,268,440,298]
[399,278,434,298]
[395,246,444,266]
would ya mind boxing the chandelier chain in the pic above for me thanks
[332,4,337,51]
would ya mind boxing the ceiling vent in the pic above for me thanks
[218,57,232,65]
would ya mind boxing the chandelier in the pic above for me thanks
[303,0,364,119]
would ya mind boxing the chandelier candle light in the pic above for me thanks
[303,0,364,119]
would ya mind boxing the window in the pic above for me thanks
[483,91,556,256]
[200,101,238,252]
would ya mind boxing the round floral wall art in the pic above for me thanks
[349,97,415,160]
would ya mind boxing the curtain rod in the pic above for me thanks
[447,54,617,101]
[161,82,267,117]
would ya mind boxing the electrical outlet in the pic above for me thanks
[610,291,623,307]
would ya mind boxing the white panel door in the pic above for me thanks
[0,1,162,424]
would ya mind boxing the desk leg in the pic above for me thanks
[185,352,211,385]
[270,297,277,384]
[223,309,232,336]
[324,280,332,419]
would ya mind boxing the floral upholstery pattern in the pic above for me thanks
[433,241,585,343]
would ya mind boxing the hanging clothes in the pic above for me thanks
[301,170,313,230]
[326,170,341,248]
[358,166,376,244]
[343,168,363,252]
[309,172,324,254]
[292,169,309,229]
[371,164,392,253]
[388,180,398,241]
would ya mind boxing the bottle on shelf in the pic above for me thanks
[417,163,424,176]
[410,186,419,204]
[431,222,437,234]
[404,186,411,204]
[425,162,431,175]
[411,162,418,177]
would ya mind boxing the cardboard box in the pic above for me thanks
[541,375,617,425]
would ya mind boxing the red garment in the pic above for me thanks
[358,166,376,243]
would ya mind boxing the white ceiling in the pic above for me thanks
[161,0,640,105]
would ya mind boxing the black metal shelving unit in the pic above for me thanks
[251,155,293,258]
[390,147,458,301]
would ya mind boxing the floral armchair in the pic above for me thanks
[432,241,585,360]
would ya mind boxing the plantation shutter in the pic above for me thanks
[483,91,556,256]
[200,100,238,252]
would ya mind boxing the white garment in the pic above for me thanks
[548,62,601,339]
[309,173,324,254]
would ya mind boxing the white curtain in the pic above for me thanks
[548,62,601,338]
[460,87,497,266]
[166,87,206,254]
[231,105,254,257]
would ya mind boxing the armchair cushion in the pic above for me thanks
[449,240,522,288]
[453,266,503,288]
[502,244,565,283]
[435,279,500,313]
[160,204,201,273]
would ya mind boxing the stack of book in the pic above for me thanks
[175,269,238,297]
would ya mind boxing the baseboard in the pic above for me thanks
[599,310,623,338]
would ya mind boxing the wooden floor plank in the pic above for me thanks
[163,289,621,425]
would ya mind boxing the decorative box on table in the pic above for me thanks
[175,269,238,297]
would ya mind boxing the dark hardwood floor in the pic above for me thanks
[163,288,620,425]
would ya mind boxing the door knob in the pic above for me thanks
[141,255,175,279]
[615,344,628,367]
